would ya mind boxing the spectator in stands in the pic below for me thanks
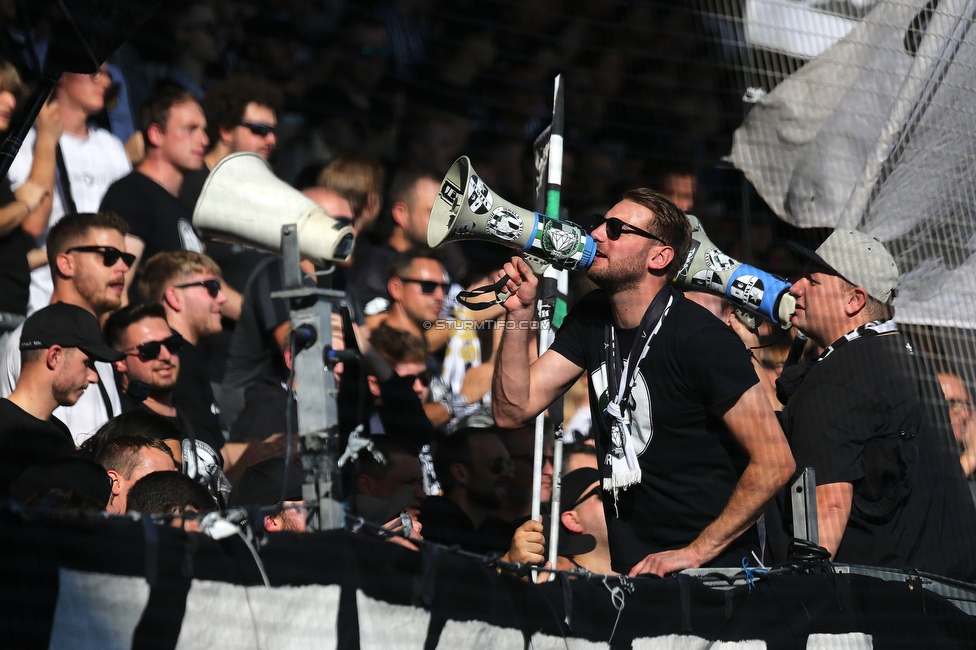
[179,73,283,208]
[105,303,222,488]
[7,62,131,313]
[346,435,426,517]
[349,166,441,313]
[138,251,226,447]
[96,434,177,514]
[366,250,448,344]
[316,154,385,236]
[494,420,554,522]
[420,427,516,554]
[555,467,612,575]
[127,470,217,525]
[228,457,306,533]
[938,370,976,479]
[1,212,131,443]
[563,440,598,474]
[99,83,208,302]
[732,230,976,579]
[0,59,61,336]
[364,323,436,442]
[220,188,353,428]
[0,303,123,494]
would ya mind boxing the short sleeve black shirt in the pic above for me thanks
[550,290,760,572]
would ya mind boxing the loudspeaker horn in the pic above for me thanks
[429,156,596,273]
[674,215,796,328]
[193,152,355,264]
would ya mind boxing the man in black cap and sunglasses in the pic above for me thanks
[0,212,132,444]
[493,188,795,577]
[0,302,124,494]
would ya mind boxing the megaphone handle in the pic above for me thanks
[457,274,512,311]
[733,307,758,332]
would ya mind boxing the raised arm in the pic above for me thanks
[630,383,795,576]
[491,256,583,428]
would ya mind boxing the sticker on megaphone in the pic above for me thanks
[675,215,796,328]
[429,156,596,273]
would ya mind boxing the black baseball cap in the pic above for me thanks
[20,303,124,362]
[228,458,303,510]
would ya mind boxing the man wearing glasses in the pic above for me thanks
[420,426,516,554]
[492,188,795,577]
[0,212,132,444]
[105,302,228,493]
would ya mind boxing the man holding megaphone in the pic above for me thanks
[491,188,795,577]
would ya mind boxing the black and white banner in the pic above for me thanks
[3,509,975,649]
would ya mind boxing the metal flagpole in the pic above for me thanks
[529,75,568,573]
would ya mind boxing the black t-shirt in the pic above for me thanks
[0,179,34,315]
[171,335,225,454]
[100,171,203,301]
[0,399,75,495]
[780,329,976,580]
[229,377,293,444]
[550,290,760,572]
[178,165,209,213]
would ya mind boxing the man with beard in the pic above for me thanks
[0,303,124,494]
[492,188,795,576]
[0,212,132,444]
[420,427,516,554]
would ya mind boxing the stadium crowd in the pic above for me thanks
[1,0,976,586]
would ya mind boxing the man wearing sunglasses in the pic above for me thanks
[0,212,132,444]
[139,251,227,457]
[421,426,516,554]
[492,188,795,578]
[100,84,208,304]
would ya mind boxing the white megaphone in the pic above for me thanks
[193,152,355,264]
[674,215,796,328]
[428,156,596,273]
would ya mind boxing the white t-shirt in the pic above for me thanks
[7,126,131,314]
[0,323,122,446]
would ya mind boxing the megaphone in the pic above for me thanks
[193,152,355,264]
[429,156,596,272]
[674,215,795,328]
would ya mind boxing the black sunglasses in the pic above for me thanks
[572,485,602,509]
[400,278,450,295]
[175,279,221,298]
[125,333,184,362]
[240,121,276,137]
[400,370,432,387]
[476,456,514,475]
[590,215,668,246]
[65,246,136,268]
